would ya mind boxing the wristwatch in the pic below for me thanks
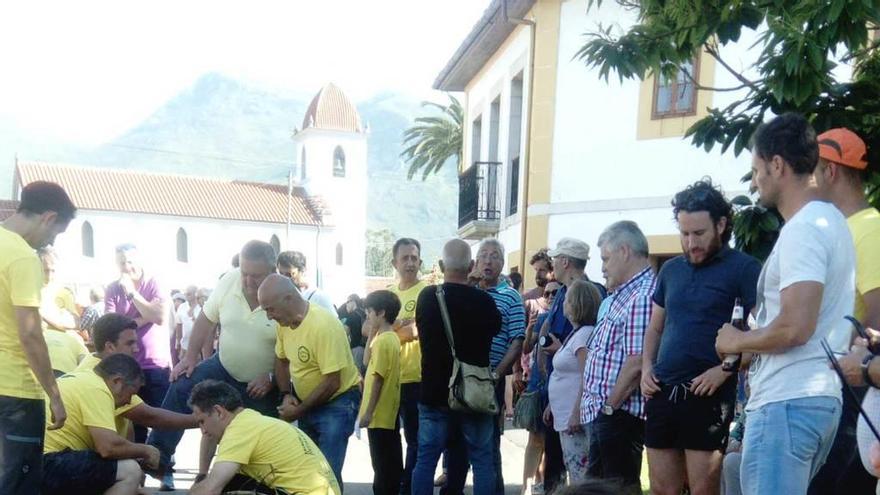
[601,403,614,416]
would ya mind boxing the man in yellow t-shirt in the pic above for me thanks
[0,181,75,493]
[813,127,880,491]
[189,380,340,495]
[358,290,403,495]
[76,313,198,438]
[44,326,88,376]
[38,247,82,335]
[387,237,427,494]
[259,274,360,489]
[41,353,160,495]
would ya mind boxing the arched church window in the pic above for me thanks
[333,146,346,177]
[81,221,94,258]
[176,228,188,263]
[335,243,343,266]
[270,234,280,255]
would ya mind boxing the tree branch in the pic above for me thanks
[704,41,761,92]
[679,66,751,92]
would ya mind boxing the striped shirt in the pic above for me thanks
[485,279,526,369]
[580,267,656,424]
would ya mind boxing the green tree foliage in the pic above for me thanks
[401,95,463,180]
[365,228,396,277]
[576,0,880,260]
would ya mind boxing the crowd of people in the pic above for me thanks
[1,111,879,495]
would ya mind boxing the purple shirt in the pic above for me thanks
[105,275,171,369]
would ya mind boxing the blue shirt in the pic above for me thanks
[652,247,761,385]
[485,280,526,369]
[530,278,607,394]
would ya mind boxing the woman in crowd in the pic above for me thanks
[543,279,601,485]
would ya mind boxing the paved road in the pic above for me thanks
[144,420,530,494]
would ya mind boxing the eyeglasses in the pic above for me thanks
[544,290,558,297]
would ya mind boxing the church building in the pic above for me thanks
[4,84,368,306]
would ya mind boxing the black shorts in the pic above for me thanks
[42,450,118,495]
[644,377,736,451]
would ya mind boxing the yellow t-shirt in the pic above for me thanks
[44,329,88,374]
[0,226,44,399]
[358,331,401,429]
[216,408,340,495]
[389,280,427,384]
[41,284,79,331]
[44,370,117,453]
[275,304,359,401]
[74,353,144,435]
[204,269,278,382]
[848,208,880,321]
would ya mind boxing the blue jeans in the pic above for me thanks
[412,404,495,495]
[135,367,170,443]
[741,396,841,495]
[298,388,360,490]
[147,355,279,469]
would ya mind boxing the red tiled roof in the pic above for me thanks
[0,199,17,221]
[15,162,322,226]
[302,83,363,133]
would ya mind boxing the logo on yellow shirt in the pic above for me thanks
[297,346,311,363]
[405,300,416,313]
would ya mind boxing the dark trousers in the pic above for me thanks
[135,367,170,443]
[808,386,877,495]
[369,428,403,495]
[543,427,566,493]
[222,473,289,494]
[399,381,420,495]
[588,410,645,495]
[0,395,45,495]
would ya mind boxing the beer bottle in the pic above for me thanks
[722,297,745,372]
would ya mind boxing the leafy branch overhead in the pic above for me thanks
[401,95,463,180]
[576,0,880,259]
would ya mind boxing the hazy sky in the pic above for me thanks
[0,0,490,145]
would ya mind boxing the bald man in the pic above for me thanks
[259,274,360,490]
[411,239,502,495]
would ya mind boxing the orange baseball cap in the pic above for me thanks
[817,128,868,170]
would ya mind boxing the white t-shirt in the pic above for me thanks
[548,325,593,431]
[175,301,200,351]
[300,287,336,314]
[746,201,855,412]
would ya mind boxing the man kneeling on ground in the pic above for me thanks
[42,353,160,495]
[189,379,340,495]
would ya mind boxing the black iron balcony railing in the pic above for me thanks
[459,161,501,229]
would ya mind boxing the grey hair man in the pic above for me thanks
[581,221,656,494]
[148,240,281,490]
[472,238,526,495]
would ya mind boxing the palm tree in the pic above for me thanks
[401,94,463,180]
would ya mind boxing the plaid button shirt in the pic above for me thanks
[580,267,656,424]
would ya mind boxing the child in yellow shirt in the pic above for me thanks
[358,290,403,495]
